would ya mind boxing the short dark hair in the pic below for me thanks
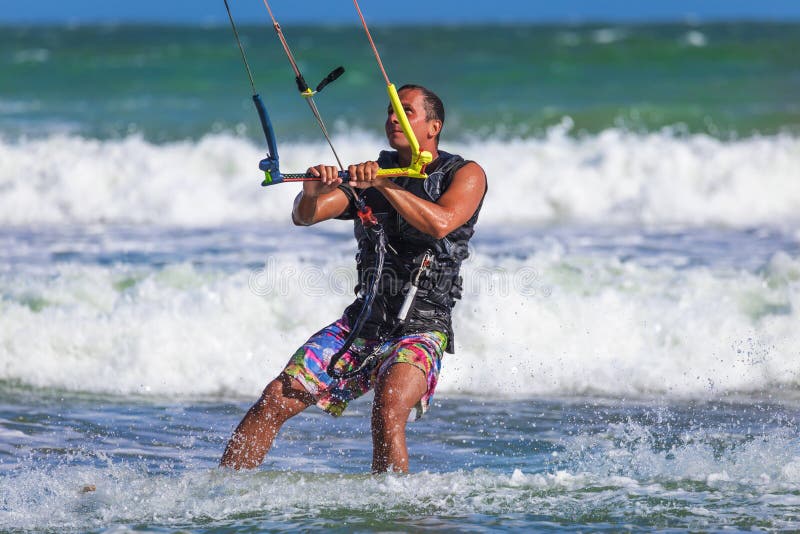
[398,84,445,131]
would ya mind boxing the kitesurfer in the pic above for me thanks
[220,85,487,473]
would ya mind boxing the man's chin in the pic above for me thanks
[387,135,409,150]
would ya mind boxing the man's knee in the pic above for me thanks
[252,381,283,417]
[375,363,426,407]
[251,373,313,422]
[372,364,425,431]
[372,399,410,429]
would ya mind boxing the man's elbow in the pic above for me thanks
[292,211,313,227]
[429,224,451,240]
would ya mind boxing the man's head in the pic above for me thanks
[385,85,445,152]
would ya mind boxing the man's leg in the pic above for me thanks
[220,372,315,469]
[371,363,428,473]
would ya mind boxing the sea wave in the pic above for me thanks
[1,248,797,399]
[1,125,798,228]
[2,429,799,532]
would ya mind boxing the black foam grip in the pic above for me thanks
[315,66,345,93]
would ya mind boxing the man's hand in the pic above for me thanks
[304,164,343,197]
[347,161,389,190]
[293,164,347,226]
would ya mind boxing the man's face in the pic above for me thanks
[385,88,433,150]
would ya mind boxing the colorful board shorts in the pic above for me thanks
[284,315,447,419]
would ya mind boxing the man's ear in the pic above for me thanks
[428,120,443,138]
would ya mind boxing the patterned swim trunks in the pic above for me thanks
[284,315,447,419]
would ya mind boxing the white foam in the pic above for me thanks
[12,48,50,64]
[446,249,800,398]
[564,421,800,488]
[683,30,708,47]
[592,28,628,44]
[1,127,798,228]
[1,247,798,399]
[2,437,798,533]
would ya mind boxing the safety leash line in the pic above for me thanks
[261,0,345,170]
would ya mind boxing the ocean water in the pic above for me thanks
[1,22,800,532]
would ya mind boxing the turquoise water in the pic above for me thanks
[2,23,798,140]
[2,224,800,531]
[3,383,800,532]
[1,21,800,532]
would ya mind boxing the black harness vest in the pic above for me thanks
[338,150,485,353]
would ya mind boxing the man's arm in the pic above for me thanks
[348,161,487,239]
[291,164,351,226]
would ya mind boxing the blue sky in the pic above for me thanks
[4,0,800,24]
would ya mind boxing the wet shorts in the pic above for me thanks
[284,315,447,419]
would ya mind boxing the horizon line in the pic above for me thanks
[3,16,800,27]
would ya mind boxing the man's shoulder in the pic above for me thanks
[447,159,487,199]
[438,152,485,183]
[454,160,485,176]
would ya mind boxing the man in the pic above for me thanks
[220,84,487,473]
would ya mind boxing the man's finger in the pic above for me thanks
[326,166,338,181]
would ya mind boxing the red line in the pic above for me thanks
[352,0,391,86]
